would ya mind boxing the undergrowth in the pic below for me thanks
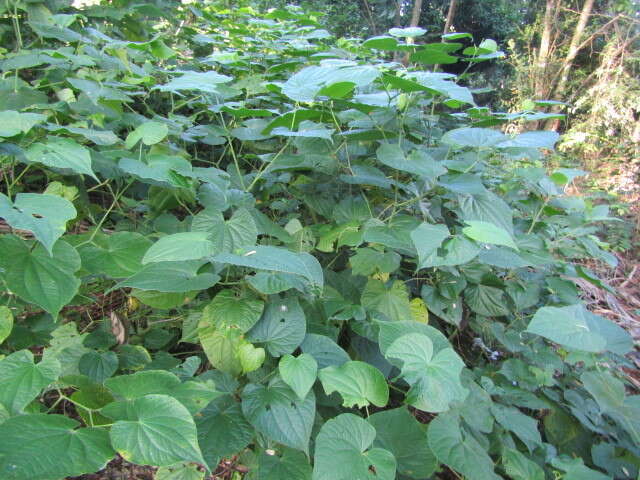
[0,1,638,479]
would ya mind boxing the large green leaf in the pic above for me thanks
[385,334,467,412]
[376,144,446,179]
[105,370,220,415]
[441,127,507,148]
[0,350,60,415]
[199,326,244,376]
[361,279,412,322]
[313,413,396,480]
[279,353,318,400]
[0,110,47,137]
[502,448,545,480]
[155,71,232,94]
[463,221,518,249]
[581,371,640,444]
[0,414,114,480]
[411,224,480,269]
[25,137,98,180]
[318,361,389,408]
[300,334,350,369]
[214,246,323,294]
[0,235,80,318]
[196,395,254,469]
[428,412,501,480]
[368,408,438,479]
[241,378,315,453]
[116,260,220,292]
[252,448,312,480]
[0,193,76,254]
[125,121,169,149]
[0,306,13,344]
[526,305,633,354]
[192,208,258,253]
[464,284,510,317]
[79,350,118,383]
[142,232,216,264]
[78,232,152,278]
[458,191,513,234]
[201,289,264,332]
[247,295,306,356]
[102,394,205,467]
[491,404,542,451]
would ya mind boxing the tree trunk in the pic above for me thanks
[443,0,458,34]
[535,0,557,100]
[403,0,424,65]
[409,0,424,29]
[547,0,596,130]
[554,0,596,99]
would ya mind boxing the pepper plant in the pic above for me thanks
[0,1,638,479]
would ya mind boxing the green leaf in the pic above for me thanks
[350,248,400,276]
[361,279,412,322]
[214,246,323,294]
[25,137,97,180]
[155,71,232,94]
[313,413,396,480]
[156,463,204,480]
[192,208,258,253]
[459,191,514,234]
[0,350,61,415]
[125,121,169,149]
[199,326,244,376]
[242,378,315,454]
[410,47,458,65]
[279,354,318,400]
[116,261,220,293]
[526,305,633,354]
[196,395,254,469]
[102,394,205,467]
[389,26,426,37]
[376,144,446,179]
[363,36,399,50]
[368,407,438,479]
[79,350,118,383]
[551,457,611,480]
[0,110,47,137]
[464,284,510,317]
[0,193,77,254]
[300,334,350,369]
[491,404,542,451]
[0,236,80,318]
[497,131,560,150]
[581,371,640,444]
[142,232,216,264]
[386,334,467,412]
[428,412,501,480]
[377,320,452,356]
[105,369,181,399]
[463,221,518,249]
[253,448,312,480]
[79,232,152,278]
[318,361,389,408]
[238,343,266,374]
[0,414,114,480]
[441,127,507,148]
[410,223,450,268]
[247,295,307,356]
[0,306,14,344]
[502,448,545,480]
[201,289,264,333]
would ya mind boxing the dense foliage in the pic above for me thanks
[0,1,638,479]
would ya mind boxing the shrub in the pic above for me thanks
[0,2,637,479]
